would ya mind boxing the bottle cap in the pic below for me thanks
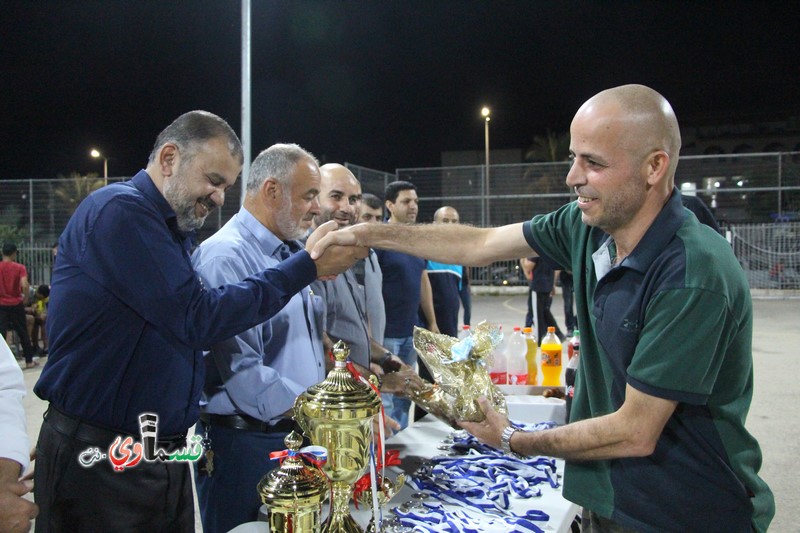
[547,326,555,332]
[513,326,521,331]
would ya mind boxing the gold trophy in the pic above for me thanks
[293,341,383,533]
[257,431,329,533]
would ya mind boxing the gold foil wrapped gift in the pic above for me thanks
[409,322,507,427]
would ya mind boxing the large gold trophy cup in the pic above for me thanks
[294,342,382,533]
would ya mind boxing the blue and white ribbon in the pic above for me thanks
[269,445,328,467]
[394,501,548,532]
[394,421,559,532]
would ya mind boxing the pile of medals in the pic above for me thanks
[387,423,560,533]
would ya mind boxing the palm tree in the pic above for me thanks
[524,129,570,163]
[0,205,28,245]
[54,172,104,217]
[520,130,573,213]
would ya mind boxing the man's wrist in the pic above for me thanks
[0,457,23,481]
[500,424,523,457]
[381,352,401,373]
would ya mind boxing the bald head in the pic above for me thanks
[316,163,362,228]
[566,84,682,245]
[575,84,681,181]
[433,206,460,224]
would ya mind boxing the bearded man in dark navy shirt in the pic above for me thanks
[33,111,365,533]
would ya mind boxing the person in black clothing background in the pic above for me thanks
[521,255,565,342]
[558,270,576,337]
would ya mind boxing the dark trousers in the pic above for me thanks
[0,303,35,362]
[525,288,565,342]
[194,420,290,533]
[562,286,576,333]
[459,283,472,326]
[34,409,194,533]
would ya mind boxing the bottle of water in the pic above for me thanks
[522,326,538,384]
[506,327,529,385]
[489,325,507,384]
[565,330,580,421]
[458,324,471,340]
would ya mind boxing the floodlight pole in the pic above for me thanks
[481,107,491,226]
[241,0,252,206]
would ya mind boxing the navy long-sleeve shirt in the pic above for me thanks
[34,171,317,435]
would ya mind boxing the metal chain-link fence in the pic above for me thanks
[350,153,800,292]
[2,152,799,292]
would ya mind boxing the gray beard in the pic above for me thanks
[274,199,306,240]
[163,178,207,233]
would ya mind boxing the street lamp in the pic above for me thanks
[481,106,491,225]
[90,149,108,185]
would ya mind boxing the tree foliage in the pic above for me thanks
[54,172,104,217]
[0,205,28,246]
[525,129,570,163]
[520,130,573,213]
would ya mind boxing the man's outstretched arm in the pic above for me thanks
[311,221,534,267]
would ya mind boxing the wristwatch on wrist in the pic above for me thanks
[500,424,520,456]
[381,352,401,373]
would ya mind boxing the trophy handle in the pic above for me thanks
[381,473,406,503]
[293,396,310,436]
[356,472,407,506]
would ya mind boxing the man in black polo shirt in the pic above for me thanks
[311,84,774,532]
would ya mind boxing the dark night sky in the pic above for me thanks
[2,1,799,180]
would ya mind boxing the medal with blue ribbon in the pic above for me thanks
[393,422,558,532]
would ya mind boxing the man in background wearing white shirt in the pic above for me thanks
[0,336,38,532]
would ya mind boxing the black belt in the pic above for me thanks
[44,406,187,452]
[199,413,296,433]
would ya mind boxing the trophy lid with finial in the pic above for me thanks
[294,341,382,421]
[257,431,329,507]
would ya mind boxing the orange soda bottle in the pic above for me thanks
[522,327,539,384]
[540,326,562,386]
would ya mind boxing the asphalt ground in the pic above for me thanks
[17,292,800,532]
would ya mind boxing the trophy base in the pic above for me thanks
[321,512,363,533]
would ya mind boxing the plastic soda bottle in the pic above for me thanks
[540,326,562,386]
[458,325,471,340]
[489,326,507,384]
[567,329,580,361]
[506,327,529,385]
[522,326,538,384]
[565,330,580,421]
